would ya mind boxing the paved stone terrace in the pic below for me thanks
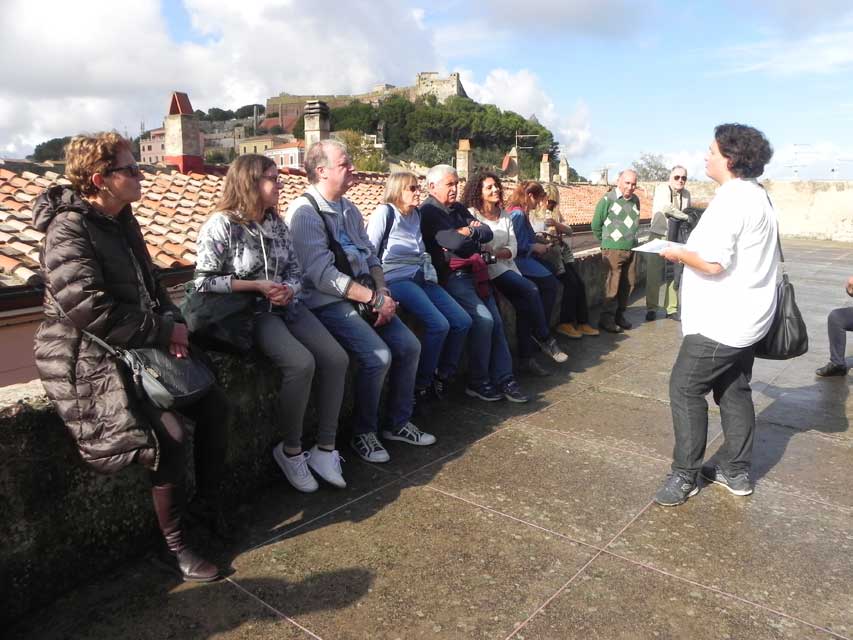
[11,238,852,639]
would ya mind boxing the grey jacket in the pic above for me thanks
[286,185,381,309]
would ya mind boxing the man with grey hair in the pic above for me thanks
[591,169,641,333]
[287,140,436,464]
[646,166,691,321]
[420,164,529,403]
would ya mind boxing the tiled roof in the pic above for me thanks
[0,162,386,288]
[0,162,646,289]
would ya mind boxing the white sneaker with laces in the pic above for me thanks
[272,443,319,493]
[350,432,391,463]
[534,335,568,363]
[381,422,437,446]
[307,446,347,488]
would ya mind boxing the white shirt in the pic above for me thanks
[681,178,779,348]
[470,208,520,279]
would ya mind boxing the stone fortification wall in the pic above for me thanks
[639,180,853,243]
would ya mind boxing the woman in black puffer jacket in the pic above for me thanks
[33,132,227,582]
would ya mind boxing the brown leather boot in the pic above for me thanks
[151,485,221,582]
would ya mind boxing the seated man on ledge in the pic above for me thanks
[815,275,853,377]
[288,140,436,464]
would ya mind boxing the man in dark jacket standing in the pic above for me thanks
[420,164,528,403]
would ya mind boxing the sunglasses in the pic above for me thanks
[407,185,420,192]
[672,175,687,181]
[105,164,142,178]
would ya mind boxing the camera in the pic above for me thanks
[479,250,497,265]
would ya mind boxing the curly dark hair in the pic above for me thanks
[714,123,773,179]
[461,171,503,212]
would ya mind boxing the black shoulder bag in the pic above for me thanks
[754,230,809,360]
[181,272,256,354]
[302,193,379,324]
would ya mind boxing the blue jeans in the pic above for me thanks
[670,333,756,481]
[493,270,551,359]
[389,271,472,389]
[444,271,513,387]
[312,300,420,434]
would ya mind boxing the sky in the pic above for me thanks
[2,0,853,181]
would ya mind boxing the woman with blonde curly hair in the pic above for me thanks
[195,154,350,493]
[33,132,227,582]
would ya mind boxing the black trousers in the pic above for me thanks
[828,306,853,366]
[669,334,756,481]
[140,385,230,493]
[558,262,589,325]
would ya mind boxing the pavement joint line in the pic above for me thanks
[528,425,678,466]
[460,393,570,421]
[242,473,407,554]
[504,496,657,639]
[597,548,851,640]
[224,576,323,639]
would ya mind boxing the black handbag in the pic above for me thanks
[47,289,216,409]
[754,232,808,360]
[302,193,379,324]
[181,276,256,354]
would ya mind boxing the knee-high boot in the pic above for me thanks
[151,484,221,582]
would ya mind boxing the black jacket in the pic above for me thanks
[419,195,494,283]
[32,185,181,474]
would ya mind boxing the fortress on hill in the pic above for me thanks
[265,72,468,127]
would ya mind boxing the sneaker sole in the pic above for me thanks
[503,393,529,404]
[465,388,502,402]
[701,471,753,496]
[381,430,436,446]
[654,485,699,507]
[272,447,319,493]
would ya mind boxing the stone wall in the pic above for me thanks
[639,179,853,243]
[0,248,646,624]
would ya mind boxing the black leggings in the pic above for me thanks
[140,385,230,492]
[558,262,589,325]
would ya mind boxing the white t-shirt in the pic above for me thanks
[680,178,779,348]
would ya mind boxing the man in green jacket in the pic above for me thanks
[591,169,640,333]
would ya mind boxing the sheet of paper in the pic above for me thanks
[632,239,684,254]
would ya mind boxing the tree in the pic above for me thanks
[269,125,284,135]
[407,141,453,167]
[292,117,305,140]
[205,149,229,164]
[632,153,669,181]
[335,130,388,172]
[330,101,377,133]
[377,95,415,154]
[29,136,71,161]
[207,107,235,122]
[234,104,265,119]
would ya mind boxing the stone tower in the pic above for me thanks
[456,139,473,179]
[539,153,551,182]
[164,92,204,174]
[303,100,330,149]
[558,156,570,183]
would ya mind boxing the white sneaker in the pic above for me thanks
[272,443,319,493]
[307,446,347,488]
[350,432,390,463]
[381,422,437,446]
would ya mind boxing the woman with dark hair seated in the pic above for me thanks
[367,171,470,408]
[33,133,227,582]
[195,154,350,492]
[654,123,779,507]
[463,172,567,377]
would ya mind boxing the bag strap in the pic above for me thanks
[377,203,395,261]
[44,288,120,357]
[301,192,355,278]
[761,188,786,268]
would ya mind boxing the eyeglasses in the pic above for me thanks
[672,175,687,181]
[105,164,141,178]
[259,175,283,185]
[407,185,420,192]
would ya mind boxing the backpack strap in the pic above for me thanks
[301,192,355,277]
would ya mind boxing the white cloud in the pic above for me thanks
[458,68,598,160]
[766,141,853,180]
[0,0,436,156]
[715,29,853,76]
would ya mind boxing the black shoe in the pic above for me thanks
[701,465,753,496]
[520,357,550,378]
[465,382,503,402]
[599,318,624,334]
[654,473,699,507]
[432,374,450,400]
[645,310,657,321]
[815,362,848,377]
[500,379,530,403]
[615,315,632,330]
